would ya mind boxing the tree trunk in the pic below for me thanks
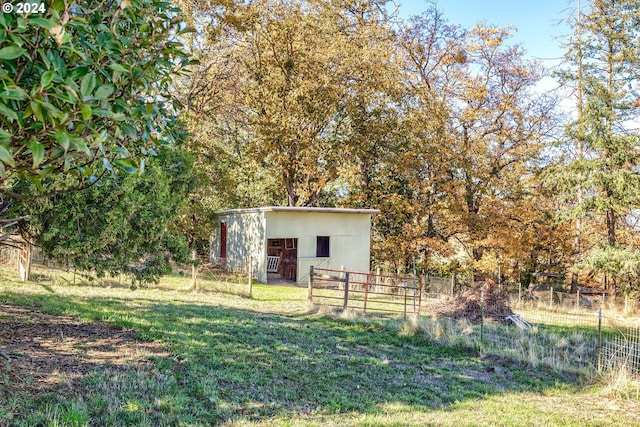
[606,208,616,246]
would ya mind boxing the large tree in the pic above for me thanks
[177,0,402,213]
[0,0,192,236]
[556,0,640,294]
[237,0,354,206]
[397,7,558,279]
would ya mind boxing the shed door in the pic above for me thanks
[220,222,227,258]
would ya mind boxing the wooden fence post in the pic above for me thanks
[480,291,485,343]
[403,281,407,320]
[247,255,253,298]
[363,275,370,315]
[413,278,417,314]
[625,294,630,314]
[307,266,314,305]
[343,272,350,310]
[518,282,522,305]
[26,244,31,282]
[191,249,198,291]
[450,273,456,296]
[19,243,31,282]
[418,276,424,315]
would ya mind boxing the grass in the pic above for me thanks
[0,268,639,426]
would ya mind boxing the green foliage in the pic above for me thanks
[576,246,640,283]
[554,0,640,291]
[14,147,194,283]
[0,0,193,193]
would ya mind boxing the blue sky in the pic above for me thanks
[396,0,573,66]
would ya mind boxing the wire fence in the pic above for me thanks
[188,257,255,296]
[6,246,640,377]
[424,278,640,376]
[2,244,256,296]
[308,267,640,376]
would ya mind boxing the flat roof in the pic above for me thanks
[216,206,380,215]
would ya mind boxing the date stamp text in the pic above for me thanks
[2,2,47,14]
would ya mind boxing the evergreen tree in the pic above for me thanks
[557,0,640,293]
[13,147,194,284]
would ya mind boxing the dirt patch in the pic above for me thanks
[0,303,168,398]
[423,282,514,324]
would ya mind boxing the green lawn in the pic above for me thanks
[0,270,639,426]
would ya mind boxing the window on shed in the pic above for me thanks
[316,236,330,257]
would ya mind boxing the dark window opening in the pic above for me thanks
[220,222,227,258]
[316,236,330,257]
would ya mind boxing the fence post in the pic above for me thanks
[624,294,629,314]
[403,281,407,320]
[480,291,485,344]
[19,243,32,282]
[343,272,350,310]
[597,307,603,372]
[450,273,456,296]
[247,255,253,299]
[426,273,429,296]
[307,266,314,305]
[413,278,417,314]
[190,249,198,291]
[549,288,553,309]
[26,243,31,282]
[576,289,580,311]
[625,294,630,315]
[363,275,370,315]
[518,281,522,305]
[418,276,423,315]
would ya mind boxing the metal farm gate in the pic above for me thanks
[307,267,421,318]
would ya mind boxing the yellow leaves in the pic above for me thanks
[50,25,65,46]
[468,23,513,51]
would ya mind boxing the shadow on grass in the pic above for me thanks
[0,289,582,425]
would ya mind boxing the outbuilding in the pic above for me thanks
[210,206,379,284]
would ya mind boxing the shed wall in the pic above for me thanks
[211,211,266,281]
[265,211,372,277]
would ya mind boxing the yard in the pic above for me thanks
[0,269,639,426]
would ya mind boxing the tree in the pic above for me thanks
[556,0,640,293]
[238,0,354,206]
[0,0,193,235]
[172,0,284,249]
[395,7,557,279]
[177,0,402,212]
[13,146,194,284]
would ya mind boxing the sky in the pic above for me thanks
[396,0,574,67]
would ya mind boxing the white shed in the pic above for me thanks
[210,207,379,284]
